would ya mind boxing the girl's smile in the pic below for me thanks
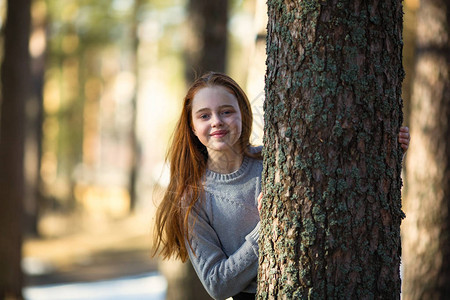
[210,130,228,138]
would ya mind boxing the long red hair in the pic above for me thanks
[152,72,261,261]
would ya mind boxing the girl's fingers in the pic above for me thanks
[399,138,409,151]
[398,126,410,152]
[399,132,409,138]
[399,138,409,144]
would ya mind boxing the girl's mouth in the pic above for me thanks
[210,130,228,138]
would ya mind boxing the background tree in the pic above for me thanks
[40,0,144,218]
[402,0,450,297]
[184,0,228,83]
[127,0,143,212]
[0,0,31,298]
[24,0,48,236]
[258,0,405,298]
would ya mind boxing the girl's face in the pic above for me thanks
[191,86,242,157]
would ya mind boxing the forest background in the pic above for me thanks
[1,0,445,299]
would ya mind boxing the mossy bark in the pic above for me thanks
[402,0,450,298]
[258,1,405,298]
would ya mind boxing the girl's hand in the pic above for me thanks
[257,192,263,213]
[399,126,410,152]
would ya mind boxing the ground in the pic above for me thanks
[23,210,159,287]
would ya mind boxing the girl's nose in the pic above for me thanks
[211,113,223,127]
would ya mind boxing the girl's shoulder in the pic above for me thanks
[246,145,263,162]
[248,145,263,154]
[246,146,263,173]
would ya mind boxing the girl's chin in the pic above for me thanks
[206,143,241,154]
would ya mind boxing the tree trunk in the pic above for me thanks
[184,0,228,83]
[128,0,142,212]
[25,0,47,236]
[402,0,450,298]
[0,0,31,298]
[159,260,212,300]
[258,1,405,298]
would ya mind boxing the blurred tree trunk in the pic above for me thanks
[128,0,142,212]
[159,259,211,300]
[402,0,450,298]
[0,0,32,298]
[258,0,404,298]
[184,0,228,83]
[24,0,47,236]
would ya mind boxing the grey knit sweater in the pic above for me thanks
[186,153,263,300]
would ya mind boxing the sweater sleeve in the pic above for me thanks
[186,206,260,300]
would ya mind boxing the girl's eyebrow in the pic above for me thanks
[194,104,235,114]
[194,108,210,114]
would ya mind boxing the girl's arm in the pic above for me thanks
[187,207,259,300]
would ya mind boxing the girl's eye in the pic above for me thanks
[222,110,233,115]
[200,114,210,119]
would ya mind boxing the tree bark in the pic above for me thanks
[258,0,404,298]
[402,0,450,298]
[0,0,31,298]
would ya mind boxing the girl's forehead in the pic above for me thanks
[192,86,239,109]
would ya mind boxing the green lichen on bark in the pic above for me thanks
[258,0,405,299]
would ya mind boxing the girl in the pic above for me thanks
[153,72,410,300]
